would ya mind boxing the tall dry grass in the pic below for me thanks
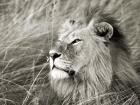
[0,0,140,105]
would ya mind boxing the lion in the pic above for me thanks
[47,10,140,105]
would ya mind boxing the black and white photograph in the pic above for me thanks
[0,0,140,105]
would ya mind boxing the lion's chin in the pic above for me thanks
[50,68,69,79]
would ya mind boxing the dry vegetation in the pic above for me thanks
[0,0,140,105]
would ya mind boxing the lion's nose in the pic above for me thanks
[49,50,61,60]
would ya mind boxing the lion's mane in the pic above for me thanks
[47,10,140,105]
[29,7,140,105]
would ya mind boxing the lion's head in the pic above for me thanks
[48,13,140,104]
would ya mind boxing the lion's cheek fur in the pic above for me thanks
[72,49,92,73]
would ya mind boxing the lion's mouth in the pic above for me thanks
[52,65,75,77]
[52,65,68,73]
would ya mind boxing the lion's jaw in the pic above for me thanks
[49,56,71,79]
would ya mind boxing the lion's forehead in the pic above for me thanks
[59,30,79,42]
[58,28,88,43]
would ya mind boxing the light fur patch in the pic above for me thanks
[50,68,69,79]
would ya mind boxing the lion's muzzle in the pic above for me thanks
[49,49,75,79]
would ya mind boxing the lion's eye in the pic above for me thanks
[71,39,82,44]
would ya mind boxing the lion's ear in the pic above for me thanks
[88,21,113,39]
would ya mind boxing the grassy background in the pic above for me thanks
[0,0,140,105]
